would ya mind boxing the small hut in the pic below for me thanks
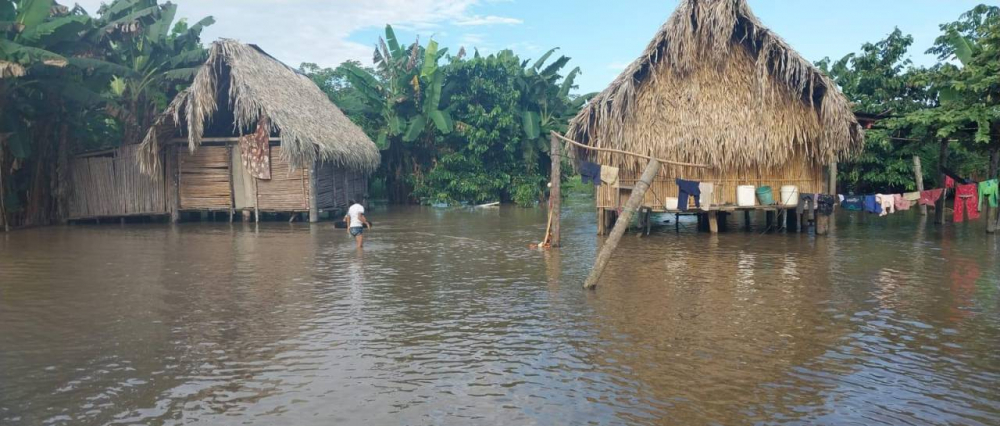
[139,39,379,222]
[566,0,863,232]
[66,39,379,223]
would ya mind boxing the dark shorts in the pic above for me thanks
[349,226,364,237]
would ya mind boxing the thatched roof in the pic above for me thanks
[139,39,379,174]
[566,0,863,172]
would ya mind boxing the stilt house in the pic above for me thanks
[566,0,864,231]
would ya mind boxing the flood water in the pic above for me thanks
[2,196,999,425]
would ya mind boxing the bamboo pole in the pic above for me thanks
[584,159,661,290]
[550,133,562,247]
[226,144,235,223]
[935,140,949,225]
[913,155,927,216]
[169,145,180,223]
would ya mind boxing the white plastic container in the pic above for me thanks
[737,185,756,207]
[780,185,800,206]
[665,197,679,211]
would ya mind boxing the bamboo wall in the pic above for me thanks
[596,156,824,211]
[69,145,167,219]
[178,146,232,210]
[256,146,310,212]
[315,162,367,211]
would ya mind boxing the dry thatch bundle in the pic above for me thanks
[567,0,863,174]
[139,39,379,176]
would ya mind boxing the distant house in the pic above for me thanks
[566,0,863,231]
[69,40,379,222]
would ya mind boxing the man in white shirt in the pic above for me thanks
[344,200,371,248]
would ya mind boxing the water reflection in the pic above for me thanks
[0,199,998,425]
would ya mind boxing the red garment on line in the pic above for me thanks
[919,189,943,206]
[945,176,956,189]
[954,183,980,223]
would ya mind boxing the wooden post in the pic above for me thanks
[816,162,835,235]
[226,144,236,223]
[913,155,927,216]
[549,133,562,247]
[743,210,751,231]
[765,210,775,230]
[786,208,798,232]
[309,161,319,223]
[707,211,719,234]
[584,159,660,290]
[169,145,180,224]
[935,140,949,225]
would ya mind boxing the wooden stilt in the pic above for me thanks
[309,161,319,223]
[765,210,775,230]
[675,213,680,233]
[550,133,562,247]
[707,211,719,234]
[169,146,180,224]
[913,155,927,216]
[597,208,605,236]
[584,159,660,290]
[743,210,751,231]
[786,209,798,232]
[242,210,251,222]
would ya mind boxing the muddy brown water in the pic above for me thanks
[1,197,999,425]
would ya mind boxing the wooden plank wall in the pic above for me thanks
[68,145,167,219]
[314,161,368,211]
[596,159,823,211]
[179,146,232,210]
[256,146,309,211]
[315,161,337,210]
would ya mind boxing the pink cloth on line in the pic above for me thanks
[894,194,911,211]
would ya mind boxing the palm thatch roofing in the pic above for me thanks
[566,0,863,173]
[139,39,379,174]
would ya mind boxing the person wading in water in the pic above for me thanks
[344,200,371,248]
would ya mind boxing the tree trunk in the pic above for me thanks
[989,145,1000,234]
[54,122,71,224]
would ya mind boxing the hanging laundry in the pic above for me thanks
[698,182,714,212]
[903,192,921,202]
[817,194,836,216]
[978,179,998,210]
[796,193,817,216]
[942,167,972,185]
[240,116,272,180]
[876,194,895,217]
[864,195,882,215]
[919,189,944,206]
[893,194,911,211]
[945,176,956,189]
[841,195,864,211]
[675,178,701,212]
[580,161,601,186]
[954,183,980,223]
[838,194,845,203]
[600,165,619,187]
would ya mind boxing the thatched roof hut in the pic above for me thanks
[568,0,862,172]
[566,0,863,224]
[139,39,379,175]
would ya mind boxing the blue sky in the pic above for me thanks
[77,0,988,94]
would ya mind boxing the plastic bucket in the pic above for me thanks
[756,186,775,205]
[665,197,679,211]
[780,185,799,206]
[737,185,756,207]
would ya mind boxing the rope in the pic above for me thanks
[551,132,713,169]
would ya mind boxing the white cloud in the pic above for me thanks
[69,0,520,69]
[454,15,523,26]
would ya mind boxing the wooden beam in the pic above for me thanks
[707,211,719,234]
[913,155,927,216]
[549,133,562,247]
[584,159,661,290]
[168,137,281,143]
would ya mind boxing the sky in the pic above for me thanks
[72,0,988,94]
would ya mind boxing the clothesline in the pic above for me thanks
[551,132,714,169]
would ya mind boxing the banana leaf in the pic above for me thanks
[67,57,134,76]
[420,39,438,80]
[531,48,557,70]
[0,39,67,66]
[384,24,402,59]
[14,0,53,29]
[429,109,452,134]
[17,15,90,45]
[522,110,540,139]
[559,67,580,99]
[403,114,425,142]
[147,2,176,42]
